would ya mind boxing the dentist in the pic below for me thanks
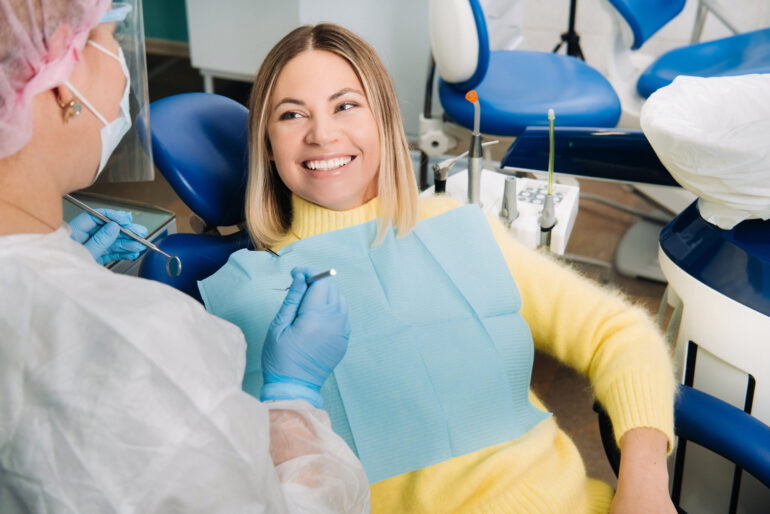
[0,1,369,512]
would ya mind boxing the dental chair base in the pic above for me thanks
[659,202,770,514]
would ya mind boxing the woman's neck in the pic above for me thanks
[280,194,380,245]
[0,153,64,235]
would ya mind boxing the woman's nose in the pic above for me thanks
[305,115,339,146]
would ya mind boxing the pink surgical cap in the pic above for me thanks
[0,0,111,159]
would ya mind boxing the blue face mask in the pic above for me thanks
[64,40,132,183]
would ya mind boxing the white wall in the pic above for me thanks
[519,0,770,77]
[186,1,770,139]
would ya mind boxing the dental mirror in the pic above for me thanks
[64,194,183,279]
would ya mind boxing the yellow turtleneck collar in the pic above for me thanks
[275,194,380,250]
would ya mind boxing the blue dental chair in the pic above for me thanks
[142,93,770,512]
[417,0,621,188]
[139,93,253,302]
[602,0,770,123]
[429,0,621,135]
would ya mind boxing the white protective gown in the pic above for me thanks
[0,226,370,514]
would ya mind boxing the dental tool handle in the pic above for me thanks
[307,268,336,285]
[539,194,557,250]
[473,101,481,135]
[467,131,484,205]
[63,194,172,259]
[500,176,518,226]
[432,163,447,193]
[467,156,483,205]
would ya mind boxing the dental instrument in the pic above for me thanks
[431,140,499,195]
[64,194,182,278]
[466,90,483,205]
[499,176,518,227]
[275,269,337,290]
[308,268,336,284]
[538,109,557,250]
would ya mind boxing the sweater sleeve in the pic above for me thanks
[486,215,676,451]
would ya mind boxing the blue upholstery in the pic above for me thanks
[637,28,770,98]
[607,1,770,99]
[150,92,249,227]
[607,0,686,50]
[140,93,253,302]
[140,231,252,302]
[660,202,770,318]
[436,3,620,137]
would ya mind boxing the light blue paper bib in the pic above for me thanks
[199,205,550,483]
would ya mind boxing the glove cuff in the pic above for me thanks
[260,382,323,409]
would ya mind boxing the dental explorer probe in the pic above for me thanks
[539,109,557,250]
[64,194,183,278]
[465,90,484,205]
[275,269,337,290]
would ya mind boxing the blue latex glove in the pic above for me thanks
[69,209,148,265]
[261,267,351,408]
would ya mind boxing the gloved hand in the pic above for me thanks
[69,209,148,265]
[261,267,351,408]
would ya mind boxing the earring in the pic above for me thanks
[56,96,83,123]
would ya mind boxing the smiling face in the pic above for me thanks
[266,49,380,211]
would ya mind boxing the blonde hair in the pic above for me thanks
[245,23,418,249]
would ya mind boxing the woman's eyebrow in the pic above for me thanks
[329,88,364,101]
[273,98,304,111]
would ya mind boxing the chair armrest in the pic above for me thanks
[595,384,770,489]
[501,126,679,187]
[675,385,770,488]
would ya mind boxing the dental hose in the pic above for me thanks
[539,109,557,249]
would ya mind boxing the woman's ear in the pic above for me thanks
[51,85,82,124]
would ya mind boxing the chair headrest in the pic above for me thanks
[150,93,249,227]
[607,0,686,50]
[429,0,489,91]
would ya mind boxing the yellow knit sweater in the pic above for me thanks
[276,194,676,514]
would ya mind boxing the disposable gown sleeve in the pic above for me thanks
[267,401,371,514]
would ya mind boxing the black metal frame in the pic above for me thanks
[552,0,585,60]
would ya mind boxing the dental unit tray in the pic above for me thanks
[422,169,580,256]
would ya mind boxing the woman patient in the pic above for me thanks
[200,23,677,513]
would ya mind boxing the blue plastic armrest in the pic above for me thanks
[675,385,770,488]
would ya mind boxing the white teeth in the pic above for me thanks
[305,156,352,171]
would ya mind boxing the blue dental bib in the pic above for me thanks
[199,204,549,483]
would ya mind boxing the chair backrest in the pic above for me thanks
[429,0,489,91]
[607,0,687,49]
[150,93,249,227]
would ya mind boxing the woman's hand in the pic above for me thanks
[610,427,676,513]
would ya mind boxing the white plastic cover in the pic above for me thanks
[429,0,479,83]
[641,74,770,229]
